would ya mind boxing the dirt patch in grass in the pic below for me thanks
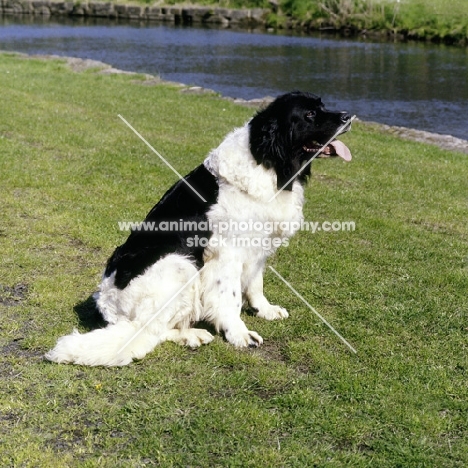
[254,339,288,364]
[0,283,29,307]
[1,338,43,361]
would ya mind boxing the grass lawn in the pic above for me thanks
[1,52,467,467]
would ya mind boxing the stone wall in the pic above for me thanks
[0,0,270,28]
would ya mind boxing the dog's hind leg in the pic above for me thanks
[165,328,214,348]
[46,255,203,366]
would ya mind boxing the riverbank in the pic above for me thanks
[1,0,468,46]
[46,53,468,154]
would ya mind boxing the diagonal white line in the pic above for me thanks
[268,265,357,354]
[117,265,206,356]
[268,115,356,202]
[118,114,207,203]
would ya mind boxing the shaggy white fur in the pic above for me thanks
[45,255,211,366]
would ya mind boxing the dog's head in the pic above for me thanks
[249,91,352,191]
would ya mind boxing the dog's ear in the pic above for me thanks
[249,113,297,191]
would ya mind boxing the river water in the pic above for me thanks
[1,17,468,140]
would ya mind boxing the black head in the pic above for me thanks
[249,91,352,191]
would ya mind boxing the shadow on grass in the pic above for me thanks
[194,320,217,336]
[74,295,107,331]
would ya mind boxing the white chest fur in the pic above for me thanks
[204,123,305,256]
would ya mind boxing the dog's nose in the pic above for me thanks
[340,112,351,123]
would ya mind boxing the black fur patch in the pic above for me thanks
[105,164,218,289]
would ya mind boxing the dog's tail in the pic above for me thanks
[44,320,163,366]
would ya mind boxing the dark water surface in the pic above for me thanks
[1,17,468,139]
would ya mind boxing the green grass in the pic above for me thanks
[1,52,468,467]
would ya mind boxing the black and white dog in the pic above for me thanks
[45,91,352,366]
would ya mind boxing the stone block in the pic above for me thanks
[49,1,74,14]
[226,9,250,23]
[250,8,268,22]
[127,5,141,19]
[204,14,229,26]
[3,1,29,14]
[87,2,114,17]
[114,4,127,17]
[182,6,213,23]
[31,0,51,15]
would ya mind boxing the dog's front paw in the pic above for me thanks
[225,328,263,348]
[255,304,289,321]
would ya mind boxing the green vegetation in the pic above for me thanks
[1,52,468,466]
[275,0,468,44]
[148,0,468,45]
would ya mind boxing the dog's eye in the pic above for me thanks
[305,111,316,119]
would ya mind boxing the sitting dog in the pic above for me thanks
[45,91,352,366]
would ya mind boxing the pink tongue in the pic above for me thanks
[330,140,352,162]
